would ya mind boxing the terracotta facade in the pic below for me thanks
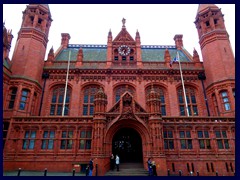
[3,4,235,176]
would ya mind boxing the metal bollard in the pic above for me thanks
[216,171,218,176]
[44,168,47,176]
[197,171,199,176]
[72,169,75,176]
[167,169,170,176]
[179,170,182,176]
[17,168,21,176]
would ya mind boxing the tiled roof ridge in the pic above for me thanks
[68,44,176,49]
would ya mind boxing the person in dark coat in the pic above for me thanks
[85,165,89,176]
[110,154,115,170]
[89,159,94,176]
[147,158,152,176]
[152,161,157,176]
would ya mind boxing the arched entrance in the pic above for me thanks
[112,128,143,163]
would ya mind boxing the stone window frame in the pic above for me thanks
[163,130,174,149]
[60,130,74,150]
[19,88,30,111]
[197,130,211,149]
[220,90,231,111]
[22,130,36,150]
[114,84,135,103]
[41,130,55,150]
[8,87,18,109]
[214,130,230,149]
[179,130,193,149]
[82,85,100,116]
[177,86,198,116]
[79,129,92,150]
[50,86,71,116]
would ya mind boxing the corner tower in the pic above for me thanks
[11,4,52,83]
[195,4,235,86]
[195,4,235,116]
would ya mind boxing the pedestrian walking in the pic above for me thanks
[85,165,90,176]
[89,159,94,176]
[152,161,157,176]
[115,155,120,171]
[110,154,115,170]
[147,158,153,176]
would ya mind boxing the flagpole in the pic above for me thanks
[62,50,71,116]
[177,51,189,117]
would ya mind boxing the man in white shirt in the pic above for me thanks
[115,155,120,171]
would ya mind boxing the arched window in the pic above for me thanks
[220,91,231,111]
[115,85,135,102]
[83,85,99,116]
[178,87,198,116]
[19,89,30,110]
[50,86,71,116]
[146,85,166,116]
[8,87,18,109]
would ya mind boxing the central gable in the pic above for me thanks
[108,91,147,114]
[113,18,135,43]
[113,28,135,43]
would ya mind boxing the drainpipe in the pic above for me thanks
[198,72,210,116]
[39,72,49,116]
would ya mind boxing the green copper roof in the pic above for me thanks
[142,48,190,62]
[55,44,191,62]
[55,45,107,61]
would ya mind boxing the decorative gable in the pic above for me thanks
[107,91,147,114]
[113,18,135,43]
[113,28,135,43]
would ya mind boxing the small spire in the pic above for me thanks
[136,29,140,37]
[122,18,126,28]
[108,29,112,36]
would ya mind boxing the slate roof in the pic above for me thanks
[55,44,191,62]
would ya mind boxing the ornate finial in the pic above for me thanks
[122,18,126,28]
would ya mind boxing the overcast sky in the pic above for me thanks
[3,4,235,61]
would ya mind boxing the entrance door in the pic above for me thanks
[112,128,143,163]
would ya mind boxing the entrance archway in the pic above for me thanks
[112,128,143,163]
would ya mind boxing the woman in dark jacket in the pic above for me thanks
[152,161,157,176]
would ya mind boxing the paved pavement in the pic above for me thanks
[3,170,86,176]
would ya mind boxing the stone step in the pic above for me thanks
[105,163,148,176]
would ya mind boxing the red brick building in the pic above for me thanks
[3,4,235,176]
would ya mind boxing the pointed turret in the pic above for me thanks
[197,4,218,13]
[47,46,54,62]
[164,48,171,63]
[146,86,161,115]
[94,87,107,115]
[107,29,113,66]
[192,48,200,62]
[135,29,142,66]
